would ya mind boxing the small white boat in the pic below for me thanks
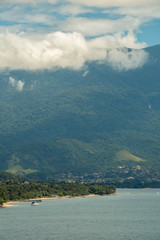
[31,201,39,206]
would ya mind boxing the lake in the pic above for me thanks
[0,189,160,240]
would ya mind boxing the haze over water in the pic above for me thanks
[0,189,160,240]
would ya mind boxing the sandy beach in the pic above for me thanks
[2,194,112,207]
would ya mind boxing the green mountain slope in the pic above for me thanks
[0,45,160,179]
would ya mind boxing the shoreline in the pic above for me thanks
[2,193,115,207]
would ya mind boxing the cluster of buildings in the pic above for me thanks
[55,165,160,187]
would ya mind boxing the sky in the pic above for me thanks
[0,0,160,71]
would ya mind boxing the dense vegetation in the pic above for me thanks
[0,170,31,184]
[114,179,160,188]
[0,45,160,179]
[0,182,116,205]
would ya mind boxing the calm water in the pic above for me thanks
[0,189,160,240]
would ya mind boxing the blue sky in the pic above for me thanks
[0,0,159,71]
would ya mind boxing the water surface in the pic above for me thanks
[0,189,160,240]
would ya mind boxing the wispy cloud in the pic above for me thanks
[9,76,16,86]
[9,76,25,91]
[0,5,56,28]
[0,0,58,3]
[58,3,92,16]
[113,6,160,19]
[68,0,160,8]
[0,0,159,35]
[60,16,141,37]
[16,80,25,91]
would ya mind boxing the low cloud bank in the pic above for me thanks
[107,48,148,71]
[0,31,148,71]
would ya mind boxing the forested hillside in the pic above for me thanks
[0,45,160,180]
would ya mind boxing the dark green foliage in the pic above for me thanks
[0,45,160,179]
[0,182,116,204]
[115,179,160,188]
[0,170,31,184]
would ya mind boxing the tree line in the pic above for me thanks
[0,182,116,206]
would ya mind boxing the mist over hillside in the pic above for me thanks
[0,45,160,180]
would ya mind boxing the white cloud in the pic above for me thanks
[9,76,25,91]
[0,0,159,45]
[0,5,55,27]
[82,70,89,77]
[60,16,141,37]
[1,31,148,72]
[1,0,159,6]
[0,31,88,70]
[16,80,25,91]
[0,0,58,3]
[107,48,148,71]
[0,0,158,71]
[68,0,160,8]
[58,3,92,16]
[86,33,148,71]
[106,5,160,23]
[113,32,147,49]
[9,76,16,86]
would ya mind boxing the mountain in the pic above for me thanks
[0,45,160,180]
